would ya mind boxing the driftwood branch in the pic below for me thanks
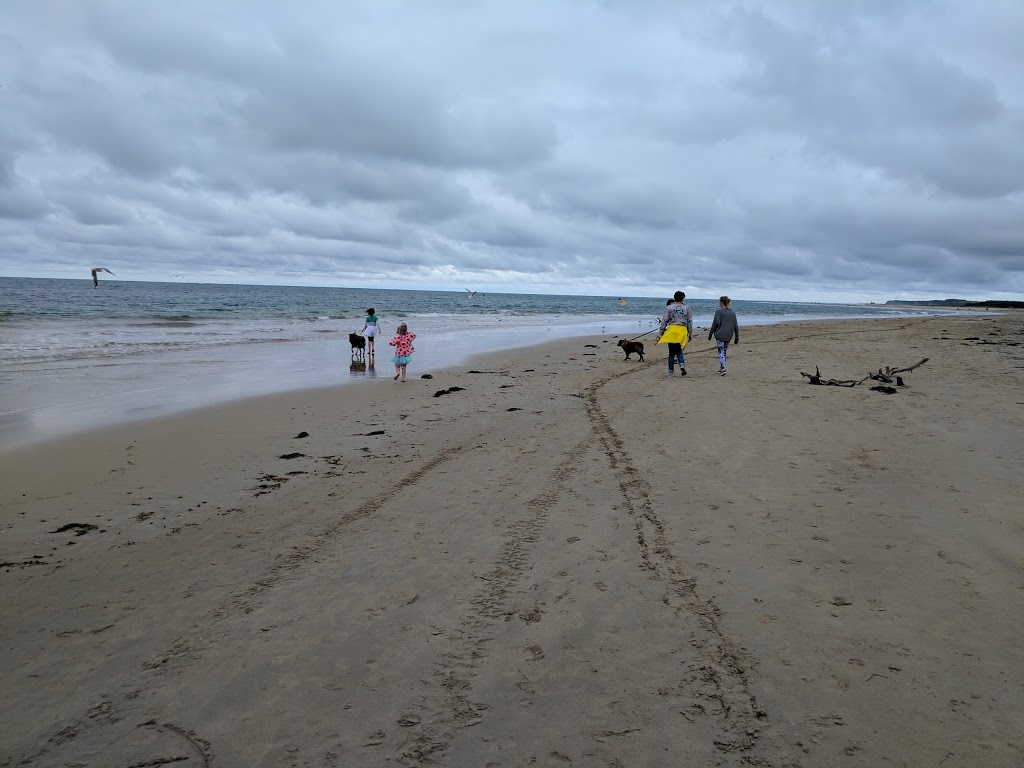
[801,358,929,389]
[799,366,870,387]
[891,358,929,374]
[867,358,929,384]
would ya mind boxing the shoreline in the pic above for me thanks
[2,313,1022,766]
[0,313,957,452]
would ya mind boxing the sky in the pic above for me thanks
[1,1,1022,302]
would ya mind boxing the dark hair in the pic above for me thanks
[673,290,685,302]
[666,299,673,305]
[397,323,408,335]
[366,308,375,315]
[719,296,730,307]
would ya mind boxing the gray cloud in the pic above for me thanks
[1,0,1022,301]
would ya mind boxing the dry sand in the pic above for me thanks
[1,315,1022,767]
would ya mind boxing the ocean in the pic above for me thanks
[1,277,951,448]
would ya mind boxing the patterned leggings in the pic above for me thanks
[716,340,729,369]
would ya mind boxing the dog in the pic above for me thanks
[617,338,645,362]
[349,332,366,363]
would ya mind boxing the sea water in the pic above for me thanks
[0,277,950,448]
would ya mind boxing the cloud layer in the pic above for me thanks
[1,0,1022,300]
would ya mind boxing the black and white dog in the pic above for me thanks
[349,332,366,363]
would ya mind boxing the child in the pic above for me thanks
[657,291,692,376]
[707,296,739,375]
[360,308,379,363]
[389,322,416,382]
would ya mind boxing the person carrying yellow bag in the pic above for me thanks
[657,290,692,377]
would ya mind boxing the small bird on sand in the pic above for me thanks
[91,267,115,287]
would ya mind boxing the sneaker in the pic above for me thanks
[667,371,675,377]
[720,369,727,376]
[680,368,687,376]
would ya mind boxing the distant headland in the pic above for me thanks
[882,299,1024,309]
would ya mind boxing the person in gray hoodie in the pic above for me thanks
[707,296,739,375]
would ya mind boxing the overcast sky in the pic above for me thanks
[1,1,1022,301]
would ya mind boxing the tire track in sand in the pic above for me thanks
[390,366,666,766]
[391,427,597,766]
[583,376,786,765]
[143,445,466,672]
[17,447,464,768]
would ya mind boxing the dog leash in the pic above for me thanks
[626,328,659,342]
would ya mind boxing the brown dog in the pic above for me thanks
[617,339,645,361]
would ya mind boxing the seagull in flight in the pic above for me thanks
[91,267,115,287]
[465,289,478,299]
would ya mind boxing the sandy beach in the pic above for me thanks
[1,314,1022,767]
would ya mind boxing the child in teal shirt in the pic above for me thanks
[361,308,379,363]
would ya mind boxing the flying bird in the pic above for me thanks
[91,267,115,287]
[465,289,478,299]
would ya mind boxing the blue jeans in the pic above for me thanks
[667,343,685,371]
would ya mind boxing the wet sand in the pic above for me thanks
[1,315,1022,767]
[0,315,648,451]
